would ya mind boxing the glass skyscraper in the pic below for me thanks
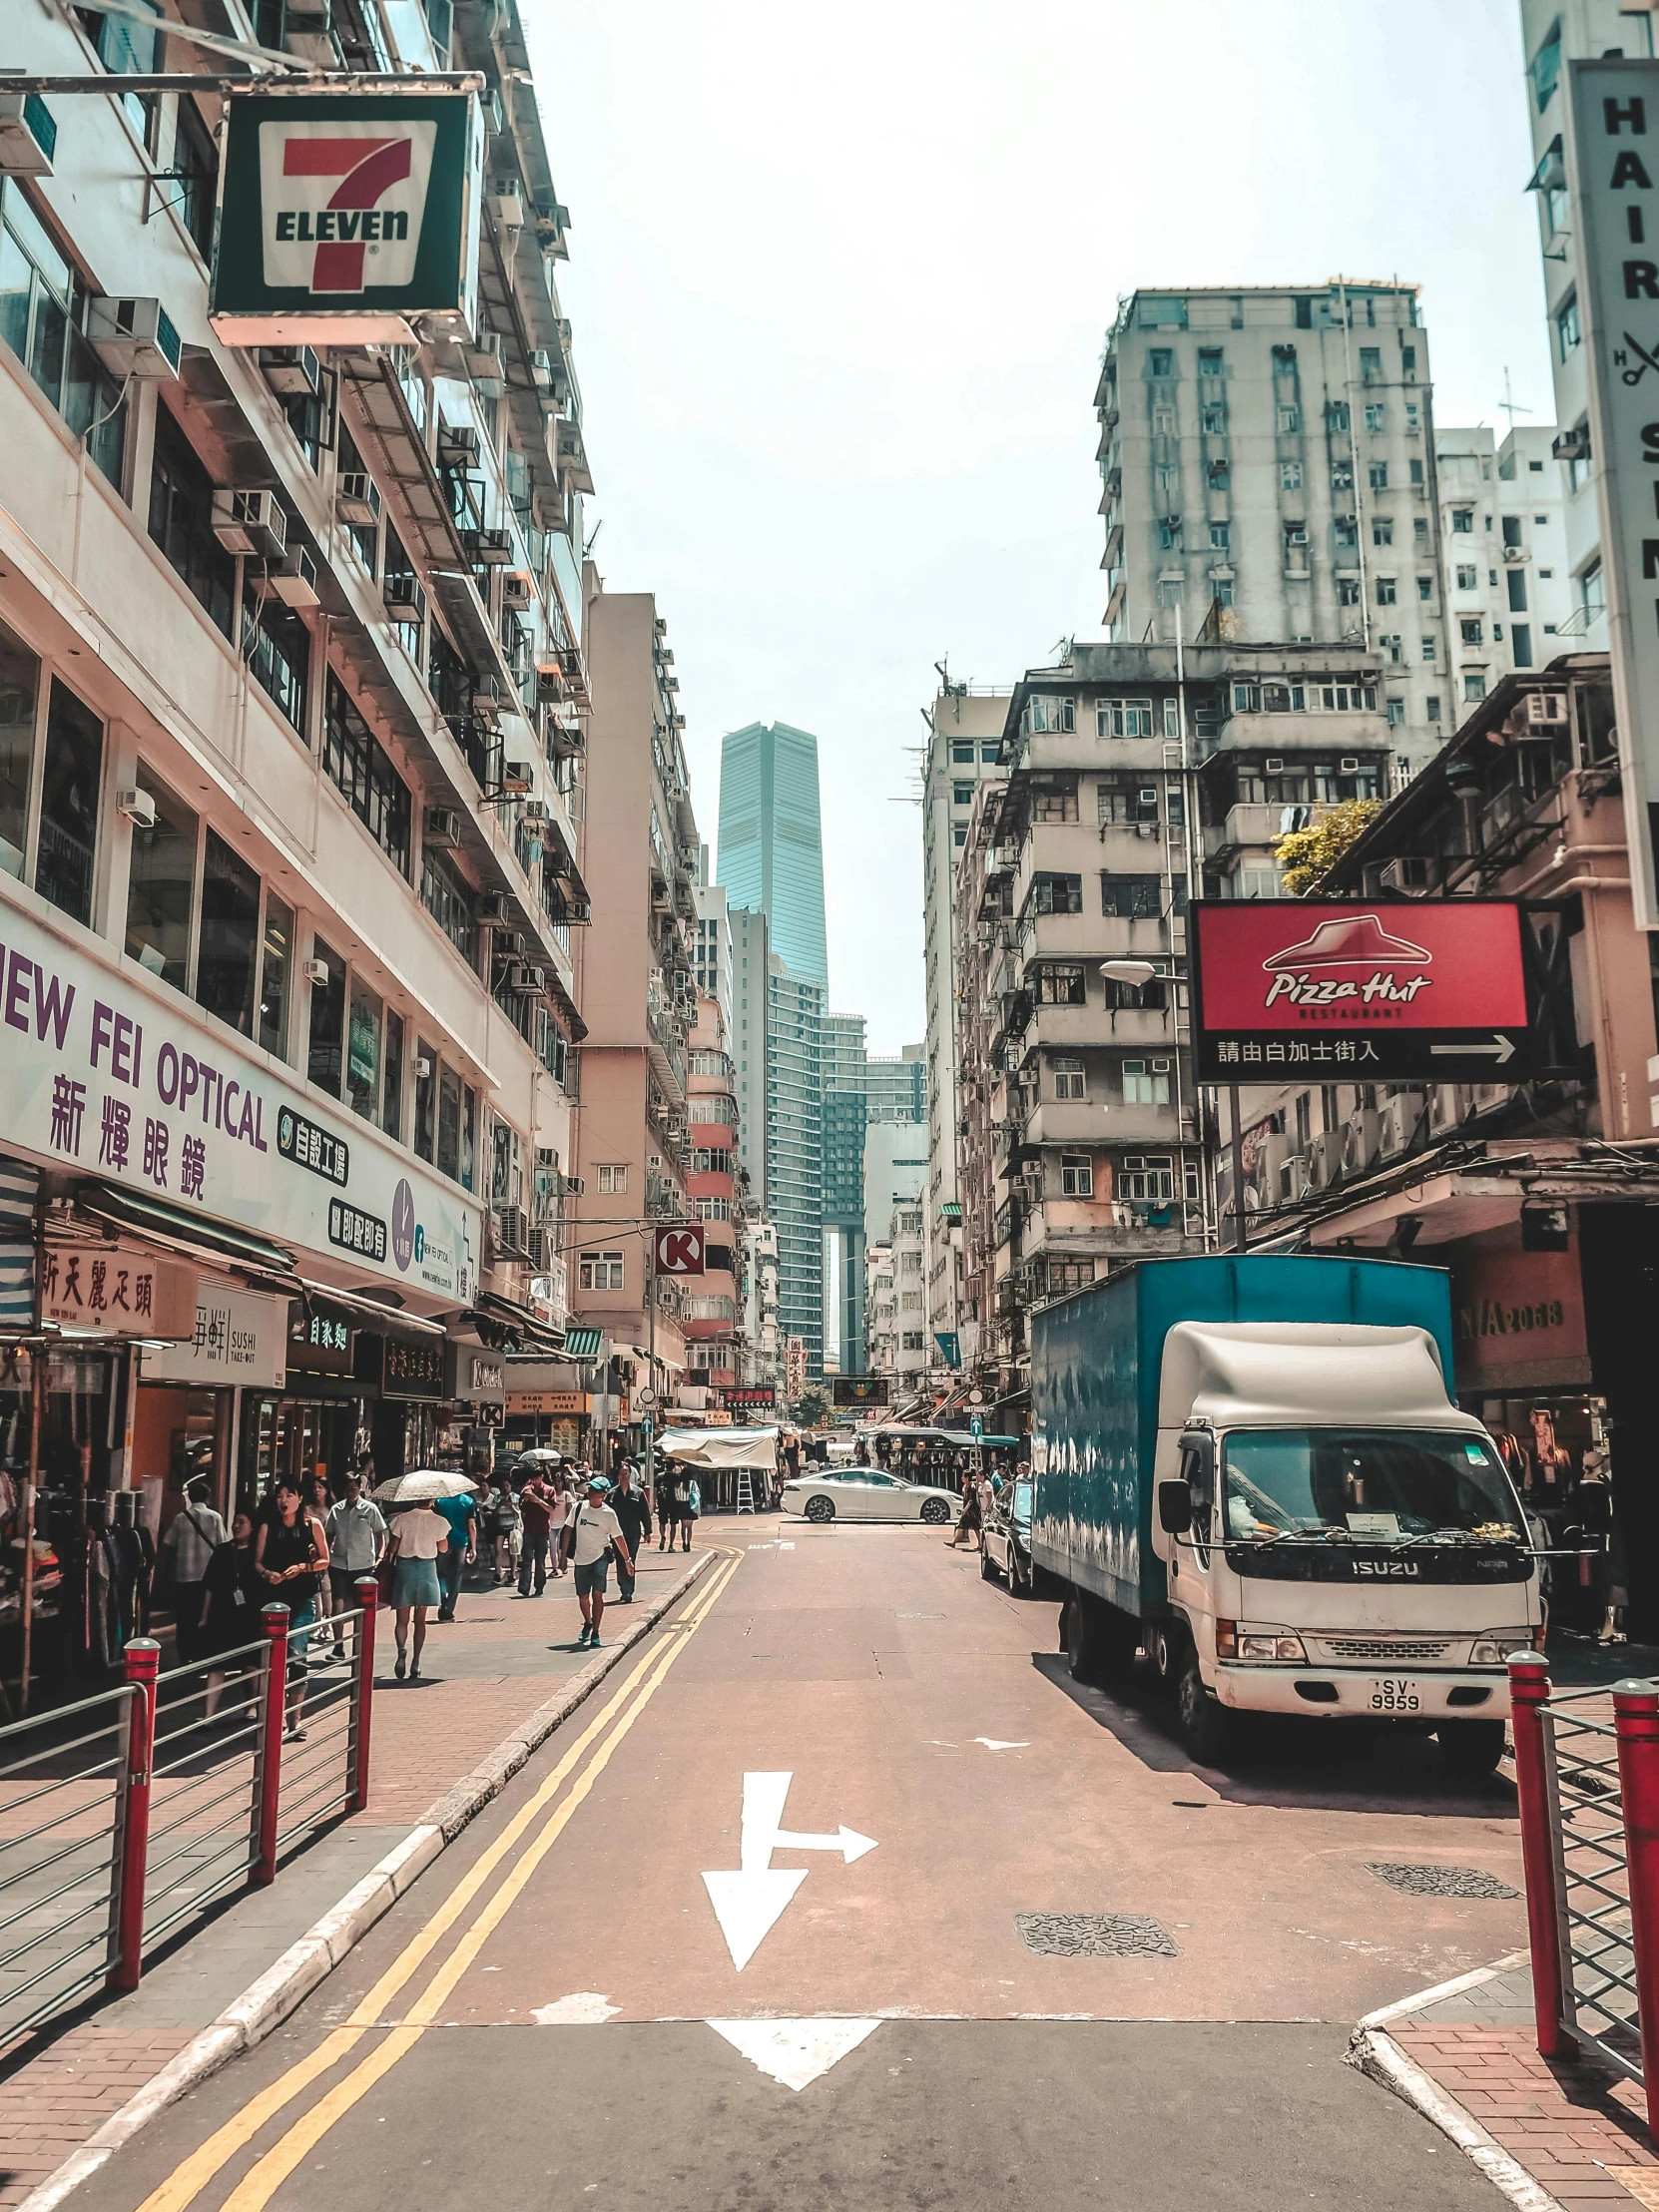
[717,723,829,990]
[766,958,825,1379]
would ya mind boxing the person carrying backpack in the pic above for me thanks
[569,1475,632,1649]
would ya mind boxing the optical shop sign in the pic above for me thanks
[0,897,479,1303]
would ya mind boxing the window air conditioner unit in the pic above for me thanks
[424,808,463,848]
[381,572,425,624]
[463,527,513,565]
[1265,757,1285,774]
[335,470,380,526]
[437,422,480,468]
[0,92,56,177]
[501,571,534,610]
[1522,690,1569,729]
[489,178,525,234]
[495,930,527,956]
[301,957,330,987]
[88,296,181,379]
[1339,756,1360,773]
[211,488,287,560]
[562,1171,586,1196]
[536,660,567,701]
[471,684,502,726]
[529,348,555,390]
[1379,855,1433,894]
[465,327,505,380]
[501,759,534,793]
[481,892,514,924]
[270,543,319,608]
[259,344,320,398]
[494,1205,532,1259]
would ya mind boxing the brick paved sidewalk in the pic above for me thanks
[1364,1955,1659,2209]
[0,1535,727,2210]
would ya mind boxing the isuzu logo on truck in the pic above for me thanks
[259,121,436,293]
[1356,1559,1421,1578]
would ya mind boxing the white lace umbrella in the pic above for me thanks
[370,1468,481,1504]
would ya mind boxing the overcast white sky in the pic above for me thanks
[526,0,1552,1053]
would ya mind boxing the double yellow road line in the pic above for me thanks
[139,1546,744,2212]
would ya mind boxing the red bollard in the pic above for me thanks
[1508,1653,1574,2058]
[251,1603,288,1888]
[1613,1680,1659,2135]
[108,1637,160,1991]
[350,1575,378,1814]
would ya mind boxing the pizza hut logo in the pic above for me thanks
[259,120,436,294]
[1261,912,1434,1010]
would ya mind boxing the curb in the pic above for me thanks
[16,1548,717,2212]
[1349,2025,1565,2212]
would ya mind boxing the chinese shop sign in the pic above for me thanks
[42,1242,197,1339]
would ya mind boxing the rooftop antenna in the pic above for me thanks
[1499,366,1533,433]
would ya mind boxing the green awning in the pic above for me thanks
[76,1180,301,1291]
[563,1326,604,1359]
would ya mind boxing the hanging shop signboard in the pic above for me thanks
[142,1285,288,1388]
[0,893,479,1304]
[357,1333,447,1400]
[1565,59,1659,929]
[506,1390,588,1415]
[210,87,483,346]
[831,1376,889,1407]
[41,1242,197,1340]
[1189,899,1540,1085]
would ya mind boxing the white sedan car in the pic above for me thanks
[781,1469,959,1525]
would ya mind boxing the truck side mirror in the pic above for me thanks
[1158,1478,1193,1535]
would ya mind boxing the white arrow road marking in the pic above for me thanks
[1430,1035,1516,1063]
[972,1737,1031,1752]
[703,1772,879,1969]
[706,2017,882,2091]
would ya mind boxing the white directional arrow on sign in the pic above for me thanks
[703,1771,878,1970]
[1430,1034,1516,1063]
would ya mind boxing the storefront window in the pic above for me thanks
[347,977,382,1121]
[0,613,38,879]
[124,767,197,986]
[437,1062,461,1180]
[259,891,291,1059]
[36,679,102,927]
[414,1037,437,1162]
[383,1007,404,1142]
[307,934,345,1095]
[196,830,261,1033]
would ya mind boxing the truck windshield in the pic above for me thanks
[1222,1429,1525,1545]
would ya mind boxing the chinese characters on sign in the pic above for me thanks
[142,1287,288,1387]
[277,1108,350,1186]
[362,1334,446,1399]
[41,1244,198,1339]
[328,1197,387,1263]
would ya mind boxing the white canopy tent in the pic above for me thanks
[654,1425,779,1470]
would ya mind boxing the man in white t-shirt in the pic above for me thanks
[569,1476,632,1650]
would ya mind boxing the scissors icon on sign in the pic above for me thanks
[1619,330,1659,384]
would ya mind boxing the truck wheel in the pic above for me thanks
[1178,1652,1230,1766]
[1435,1719,1507,1777]
[1149,1623,1181,1695]
[1067,1593,1137,1686]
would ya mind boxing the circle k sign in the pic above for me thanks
[654,1224,706,1277]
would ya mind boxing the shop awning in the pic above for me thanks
[298,1280,448,1337]
[76,1181,302,1295]
[473,1292,567,1354]
[562,1327,605,1360]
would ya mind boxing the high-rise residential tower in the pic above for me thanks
[730,906,769,1198]
[717,723,830,990]
[766,956,826,1382]
[821,1011,868,1377]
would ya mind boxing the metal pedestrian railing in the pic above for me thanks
[1510,1654,1659,2130]
[0,1577,379,2048]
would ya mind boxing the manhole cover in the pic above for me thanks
[1015,1912,1179,1957]
[1367,1862,1519,1900]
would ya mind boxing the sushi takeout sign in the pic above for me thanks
[1189,900,1538,1085]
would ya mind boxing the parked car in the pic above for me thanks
[781,1469,957,1525]
[982,1473,1034,1596]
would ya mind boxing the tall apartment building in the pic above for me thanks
[766,955,825,1381]
[0,0,590,1598]
[693,873,734,1034]
[863,1046,927,1121]
[865,1197,928,1399]
[730,905,769,1196]
[1097,283,1446,778]
[685,992,743,1388]
[1518,1,1654,642]
[821,1010,867,1377]
[571,585,700,1400]
[1436,424,1572,704]
[743,1216,781,1390]
[717,721,829,988]
[920,686,1010,1370]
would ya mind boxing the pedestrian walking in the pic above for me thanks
[949,1469,981,1549]
[303,1471,334,1638]
[975,1464,996,1556]
[680,1475,699,1553]
[490,1476,521,1583]
[517,1466,555,1595]
[550,1472,576,1574]
[385,1499,447,1681]
[569,1475,631,1649]
[324,1462,387,1656]
[160,1475,227,1666]
[199,1510,260,1716]
[433,1481,478,1621]
[609,1465,651,1601]
[255,1478,327,1739]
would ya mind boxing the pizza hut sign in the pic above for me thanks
[1190,899,1536,1086]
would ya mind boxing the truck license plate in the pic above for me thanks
[1370,1678,1420,1713]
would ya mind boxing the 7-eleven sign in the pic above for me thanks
[259,120,435,294]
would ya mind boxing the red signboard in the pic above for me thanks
[1190,900,1536,1086]
[653,1223,706,1277]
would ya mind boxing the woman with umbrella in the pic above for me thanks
[373,1470,471,1681]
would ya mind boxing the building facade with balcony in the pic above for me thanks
[685,990,744,1389]
[0,0,589,1621]
[1436,424,1572,707]
[568,582,698,1399]
[1097,281,1447,776]
[766,954,825,1380]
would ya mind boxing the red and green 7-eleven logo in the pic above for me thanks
[258,120,436,294]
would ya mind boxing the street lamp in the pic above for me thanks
[1100,959,1159,987]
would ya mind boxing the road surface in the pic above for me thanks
[77,1525,1523,2210]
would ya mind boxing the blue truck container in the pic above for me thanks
[1028,1253,1458,1620]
